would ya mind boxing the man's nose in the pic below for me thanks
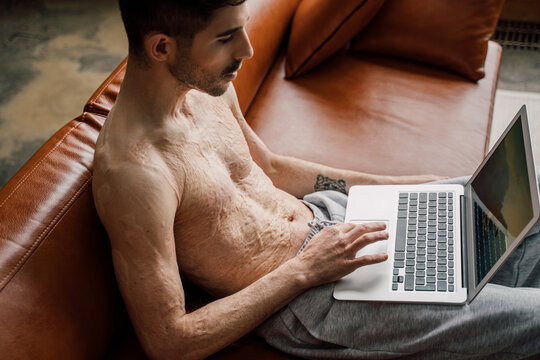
[234,29,253,60]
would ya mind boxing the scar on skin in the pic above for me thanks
[129,142,151,163]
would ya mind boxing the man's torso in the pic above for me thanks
[94,90,313,297]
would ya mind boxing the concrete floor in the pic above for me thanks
[0,1,539,188]
[0,0,127,187]
[499,48,540,92]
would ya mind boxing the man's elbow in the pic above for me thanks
[264,152,282,179]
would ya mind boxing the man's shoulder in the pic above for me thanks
[94,158,164,185]
[94,119,183,189]
[93,155,181,213]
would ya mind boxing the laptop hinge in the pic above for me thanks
[460,195,468,289]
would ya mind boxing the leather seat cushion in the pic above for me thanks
[246,41,502,179]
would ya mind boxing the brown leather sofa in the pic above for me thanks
[0,0,502,358]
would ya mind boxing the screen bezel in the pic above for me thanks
[464,105,540,303]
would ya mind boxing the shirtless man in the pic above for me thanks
[93,1,540,359]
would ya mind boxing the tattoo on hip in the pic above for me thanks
[314,174,346,194]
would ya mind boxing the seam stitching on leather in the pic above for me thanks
[87,63,122,106]
[0,118,86,210]
[84,61,125,116]
[0,176,93,291]
[291,0,369,78]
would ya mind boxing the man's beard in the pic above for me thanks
[168,53,241,97]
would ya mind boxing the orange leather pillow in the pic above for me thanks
[350,0,505,81]
[285,0,386,78]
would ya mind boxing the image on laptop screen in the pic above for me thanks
[470,116,533,286]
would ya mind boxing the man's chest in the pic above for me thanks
[168,104,267,214]
[184,106,253,181]
[170,120,275,276]
[196,117,252,179]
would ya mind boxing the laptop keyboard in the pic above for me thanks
[392,192,456,292]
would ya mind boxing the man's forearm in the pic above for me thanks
[268,154,386,198]
[162,258,309,360]
[268,154,445,198]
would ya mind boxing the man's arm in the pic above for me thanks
[93,162,389,360]
[225,86,445,198]
[262,155,445,198]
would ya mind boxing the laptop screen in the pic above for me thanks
[470,115,534,286]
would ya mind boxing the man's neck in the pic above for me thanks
[115,58,190,127]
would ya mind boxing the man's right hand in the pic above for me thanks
[293,222,389,287]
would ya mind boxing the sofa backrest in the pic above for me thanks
[234,0,301,113]
[0,110,125,358]
[0,0,299,357]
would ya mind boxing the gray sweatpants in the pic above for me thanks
[256,175,540,359]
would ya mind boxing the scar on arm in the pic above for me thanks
[314,174,346,194]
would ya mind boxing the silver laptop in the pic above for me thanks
[334,105,540,304]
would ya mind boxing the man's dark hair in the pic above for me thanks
[118,0,246,66]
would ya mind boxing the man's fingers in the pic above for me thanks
[350,229,389,251]
[350,253,388,268]
[337,223,356,233]
[345,221,387,238]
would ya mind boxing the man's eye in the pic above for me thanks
[218,35,233,44]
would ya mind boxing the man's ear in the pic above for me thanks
[144,33,174,63]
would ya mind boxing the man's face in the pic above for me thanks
[168,2,253,97]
